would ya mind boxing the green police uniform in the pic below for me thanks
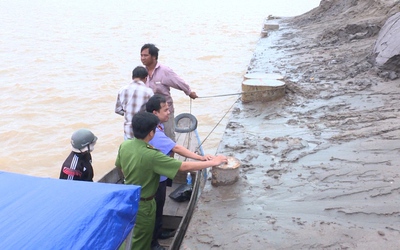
[115,138,181,250]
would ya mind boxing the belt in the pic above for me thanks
[140,194,155,201]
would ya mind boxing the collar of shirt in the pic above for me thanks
[132,80,146,85]
[132,138,155,149]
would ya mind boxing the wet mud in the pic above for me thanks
[182,1,400,249]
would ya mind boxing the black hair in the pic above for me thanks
[132,66,148,80]
[141,43,159,60]
[146,94,167,113]
[131,111,159,139]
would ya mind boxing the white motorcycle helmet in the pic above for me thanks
[71,129,97,153]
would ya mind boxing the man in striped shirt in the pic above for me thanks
[115,66,154,139]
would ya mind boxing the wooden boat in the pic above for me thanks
[98,113,206,250]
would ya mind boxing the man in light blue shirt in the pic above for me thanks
[146,94,212,250]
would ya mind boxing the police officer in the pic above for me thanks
[115,112,227,250]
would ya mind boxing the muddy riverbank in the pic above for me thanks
[181,1,400,249]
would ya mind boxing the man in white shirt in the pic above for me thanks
[115,66,154,139]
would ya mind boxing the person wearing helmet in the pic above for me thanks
[59,129,97,182]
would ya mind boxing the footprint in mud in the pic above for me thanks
[196,234,214,244]
[266,168,285,179]
[226,121,244,130]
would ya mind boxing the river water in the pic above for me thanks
[0,0,320,179]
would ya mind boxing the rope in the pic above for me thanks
[195,96,241,153]
[197,92,241,98]
[197,89,273,99]
[189,87,274,152]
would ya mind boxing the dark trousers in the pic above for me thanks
[151,180,167,246]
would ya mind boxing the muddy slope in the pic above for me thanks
[182,1,400,249]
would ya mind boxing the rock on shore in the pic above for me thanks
[182,1,400,249]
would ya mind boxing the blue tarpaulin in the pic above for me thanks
[0,171,140,250]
